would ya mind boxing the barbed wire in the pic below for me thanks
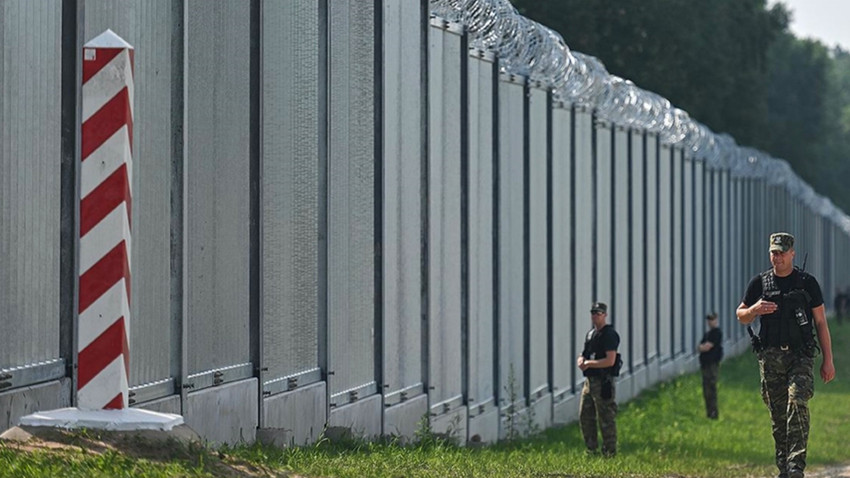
[429,0,849,230]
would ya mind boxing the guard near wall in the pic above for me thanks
[698,312,723,419]
[577,302,621,457]
[736,232,835,478]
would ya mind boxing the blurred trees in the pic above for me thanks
[512,0,850,213]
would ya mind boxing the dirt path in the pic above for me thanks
[758,465,850,478]
[805,465,850,478]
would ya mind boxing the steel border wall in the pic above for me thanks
[2,0,850,445]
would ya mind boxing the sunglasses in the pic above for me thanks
[590,310,605,315]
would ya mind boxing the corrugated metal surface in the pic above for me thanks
[527,86,548,395]
[497,76,525,405]
[83,0,178,390]
[683,158,693,353]
[629,129,645,368]
[260,0,320,387]
[714,177,723,326]
[720,171,731,337]
[645,134,659,362]
[595,124,612,303]
[550,105,571,395]
[573,108,594,390]
[672,148,684,355]
[693,161,705,348]
[612,128,628,365]
[658,144,673,359]
[327,0,375,397]
[184,0,252,374]
[0,0,62,369]
[382,0,424,402]
[730,179,742,317]
[428,24,462,407]
[706,171,717,327]
[466,52,495,408]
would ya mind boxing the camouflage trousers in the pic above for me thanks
[579,376,617,456]
[758,347,815,475]
[701,362,719,419]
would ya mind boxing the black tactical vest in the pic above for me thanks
[582,326,621,377]
[759,268,815,349]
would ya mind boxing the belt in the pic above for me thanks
[764,344,793,351]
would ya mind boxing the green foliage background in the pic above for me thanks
[512,0,850,215]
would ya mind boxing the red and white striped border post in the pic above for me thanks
[78,29,134,411]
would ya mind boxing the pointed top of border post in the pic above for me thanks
[85,29,134,49]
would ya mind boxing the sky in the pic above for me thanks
[769,0,850,51]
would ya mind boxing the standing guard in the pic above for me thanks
[577,302,622,457]
[736,233,835,478]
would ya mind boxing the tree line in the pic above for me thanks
[512,0,850,214]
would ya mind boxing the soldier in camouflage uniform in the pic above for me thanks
[577,302,621,457]
[737,233,835,478]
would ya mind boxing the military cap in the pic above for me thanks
[706,312,718,321]
[590,302,608,314]
[769,232,794,252]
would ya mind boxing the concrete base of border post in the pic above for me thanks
[1,421,200,450]
[15,407,183,431]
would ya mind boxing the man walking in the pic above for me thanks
[577,301,621,457]
[736,232,835,478]
[698,312,723,419]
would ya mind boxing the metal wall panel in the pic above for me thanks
[672,148,684,356]
[550,105,572,397]
[741,180,750,279]
[612,128,628,367]
[747,178,770,272]
[327,0,376,400]
[725,171,736,339]
[658,144,672,360]
[595,124,612,306]
[645,134,659,362]
[715,171,723,335]
[683,158,694,354]
[629,130,645,369]
[260,0,320,392]
[427,24,462,409]
[382,0,424,406]
[0,0,62,371]
[811,215,824,279]
[738,179,746,291]
[497,76,525,407]
[708,170,720,324]
[184,1,252,375]
[466,52,495,410]
[693,161,705,349]
[527,86,548,396]
[731,179,743,315]
[721,172,735,340]
[573,108,594,390]
[83,0,178,394]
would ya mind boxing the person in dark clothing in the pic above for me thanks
[834,288,847,324]
[736,232,835,478]
[577,301,621,457]
[698,312,723,419]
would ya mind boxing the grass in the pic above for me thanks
[2,320,849,477]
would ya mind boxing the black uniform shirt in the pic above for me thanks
[699,327,723,365]
[583,325,620,377]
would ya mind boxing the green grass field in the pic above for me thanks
[2,320,849,478]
